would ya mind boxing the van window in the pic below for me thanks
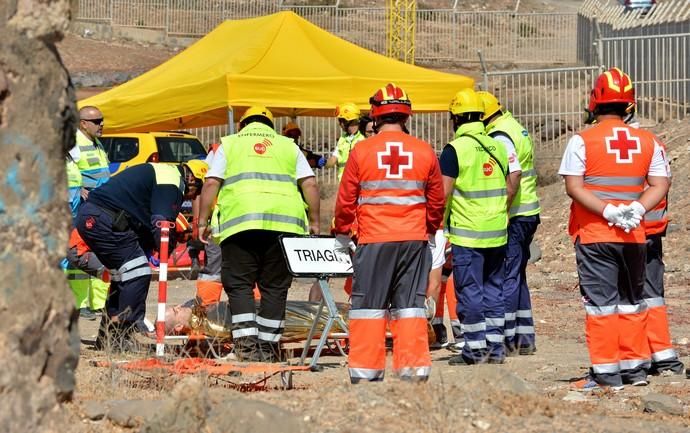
[156,137,207,162]
[102,137,139,162]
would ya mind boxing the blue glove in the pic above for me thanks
[317,156,328,168]
[147,253,160,267]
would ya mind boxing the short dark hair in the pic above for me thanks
[452,112,482,125]
[594,102,629,117]
[374,113,408,126]
[240,115,274,130]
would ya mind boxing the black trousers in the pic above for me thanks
[220,230,292,349]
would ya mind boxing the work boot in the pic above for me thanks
[233,336,262,362]
[190,258,201,280]
[94,318,145,353]
[259,341,282,363]
[430,323,448,350]
[79,308,97,321]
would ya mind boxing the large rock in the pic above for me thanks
[641,393,686,416]
[205,399,306,433]
[140,377,210,433]
[0,0,79,432]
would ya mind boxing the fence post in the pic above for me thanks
[592,15,604,66]
[165,0,170,38]
[478,50,489,90]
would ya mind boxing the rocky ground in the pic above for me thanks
[56,7,690,431]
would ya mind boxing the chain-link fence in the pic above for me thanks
[74,0,577,63]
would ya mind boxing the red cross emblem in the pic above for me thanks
[377,142,413,178]
[605,127,641,163]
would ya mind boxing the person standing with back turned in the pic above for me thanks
[334,83,445,383]
[478,91,539,355]
[197,106,320,362]
[561,68,670,390]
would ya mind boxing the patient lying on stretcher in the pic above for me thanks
[164,292,349,343]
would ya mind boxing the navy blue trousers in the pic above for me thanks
[76,201,152,324]
[453,244,506,363]
[503,215,539,351]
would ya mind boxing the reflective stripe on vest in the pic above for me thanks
[488,111,540,217]
[360,180,426,190]
[223,172,296,187]
[571,120,653,244]
[75,130,110,190]
[336,131,365,180]
[215,122,308,242]
[447,123,508,248]
[66,159,82,188]
[644,208,666,222]
[358,196,426,205]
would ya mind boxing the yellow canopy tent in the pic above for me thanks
[79,11,474,133]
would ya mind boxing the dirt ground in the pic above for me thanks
[58,4,690,431]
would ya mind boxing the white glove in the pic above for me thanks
[334,234,356,255]
[602,203,624,227]
[424,296,436,320]
[427,233,436,250]
[629,201,646,218]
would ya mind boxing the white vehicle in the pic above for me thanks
[619,0,656,11]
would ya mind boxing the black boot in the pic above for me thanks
[431,323,448,349]
[233,336,262,362]
[259,341,282,363]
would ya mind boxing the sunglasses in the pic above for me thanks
[83,118,104,126]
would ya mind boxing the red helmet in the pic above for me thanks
[369,83,412,119]
[588,67,635,113]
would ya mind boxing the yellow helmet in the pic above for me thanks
[476,91,502,120]
[240,105,274,125]
[335,102,361,122]
[182,159,209,184]
[449,88,484,115]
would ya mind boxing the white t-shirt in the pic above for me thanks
[558,134,669,177]
[491,134,523,174]
[206,144,315,180]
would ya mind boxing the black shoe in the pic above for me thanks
[79,308,97,321]
[448,354,485,366]
[488,357,505,364]
[233,336,263,362]
[505,344,519,357]
[519,345,537,355]
[190,258,201,280]
[430,324,448,350]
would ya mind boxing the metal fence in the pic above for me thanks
[577,0,690,123]
[74,0,578,63]
[481,65,602,160]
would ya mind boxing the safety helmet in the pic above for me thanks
[369,83,412,119]
[334,103,361,122]
[449,88,484,115]
[281,122,301,135]
[182,159,208,184]
[239,105,274,125]
[588,67,635,113]
[476,91,502,120]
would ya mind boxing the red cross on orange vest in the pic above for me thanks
[605,128,641,163]
[377,142,413,178]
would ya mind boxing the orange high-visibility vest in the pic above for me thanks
[568,119,655,244]
[335,131,444,244]
[643,143,668,236]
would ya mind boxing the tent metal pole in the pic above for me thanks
[227,107,235,134]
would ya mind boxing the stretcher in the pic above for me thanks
[90,357,311,391]
[279,235,353,370]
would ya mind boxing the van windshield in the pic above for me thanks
[156,137,207,162]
